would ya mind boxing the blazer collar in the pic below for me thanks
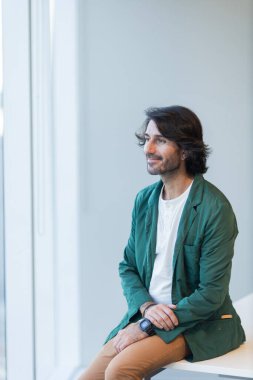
[147,180,163,208]
[147,174,204,209]
[186,174,204,208]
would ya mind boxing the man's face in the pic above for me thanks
[143,120,184,176]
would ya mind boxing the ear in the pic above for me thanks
[181,151,187,160]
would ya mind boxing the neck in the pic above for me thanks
[161,172,194,200]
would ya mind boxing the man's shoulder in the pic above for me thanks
[197,178,237,227]
[135,180,162,206]
[199,177,238,233]
[202,178,232,208]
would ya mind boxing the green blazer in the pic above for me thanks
[105,174,245,362]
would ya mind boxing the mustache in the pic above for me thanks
[146,154,162,160]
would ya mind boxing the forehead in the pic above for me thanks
[145,119,179,149]
[145,120,162,136]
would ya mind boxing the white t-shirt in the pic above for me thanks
[149,182,193,304]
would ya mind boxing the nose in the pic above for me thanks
[144,139,156,155]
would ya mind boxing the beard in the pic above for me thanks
[146,154,181,176]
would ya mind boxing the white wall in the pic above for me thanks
[78,0,253,375]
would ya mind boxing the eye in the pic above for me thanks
[156,138,167,144]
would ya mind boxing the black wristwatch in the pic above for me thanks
[139,318,155,336]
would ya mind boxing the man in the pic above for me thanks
[79,106,245,380]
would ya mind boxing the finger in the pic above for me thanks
[154,310,174,330]
[146,306,176,330]
[112,341,120,353]
[154,311,175,330]
[112,336,122,353]
[119,343,126,352]
[161,306,179,326]
[147,304,179,329]
[147,311,171,330]
[113,342,120,354]
[167,304,177,309]
[116,337,132,353]
[146,314,164,329]
[145,308,167,328]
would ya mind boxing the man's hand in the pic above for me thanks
[112,323,148,353]
[144,303,178,331]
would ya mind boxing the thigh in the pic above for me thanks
[78,339,117,380]
[105,334,190,380]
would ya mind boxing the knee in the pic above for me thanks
[105,360,142,380]
[77,369,94,380]
[105,361,130,380]
[76,371,88,380]
[104,361,122,380]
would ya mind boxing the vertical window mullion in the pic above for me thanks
[3,0,35,379]
[30,1,56,379]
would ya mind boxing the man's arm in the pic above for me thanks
[173,201,238,327]
[119,194,178,330]
[119,195,154,314]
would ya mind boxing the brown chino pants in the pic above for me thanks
[78,334,190,380]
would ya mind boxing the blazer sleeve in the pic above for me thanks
[118,195,153,316]
[174,200,238,328]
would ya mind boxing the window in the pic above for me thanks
[2,1,82,379]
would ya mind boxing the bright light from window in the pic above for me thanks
[0,0,2,90]
[0,0,3,137]
[49,0,55,51]
[0,107,3,137]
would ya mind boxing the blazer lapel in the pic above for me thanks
[144,176,204,283]
[145,181,163,286]
[173,175,204,269]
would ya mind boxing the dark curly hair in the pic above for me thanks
[136,105,211,176]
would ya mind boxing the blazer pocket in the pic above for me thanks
[197,318,240,357]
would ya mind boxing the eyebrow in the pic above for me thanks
[144,133,166,139]
[144,133,164,137]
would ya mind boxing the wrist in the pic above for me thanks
[140,302,156,317]
[134,322,149,338]
[138,318,155,336]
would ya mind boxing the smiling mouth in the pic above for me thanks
[147,158,160,163]
[147,156,162,163]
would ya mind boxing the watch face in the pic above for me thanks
[141,319,150,329]
[140,318,155,336]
